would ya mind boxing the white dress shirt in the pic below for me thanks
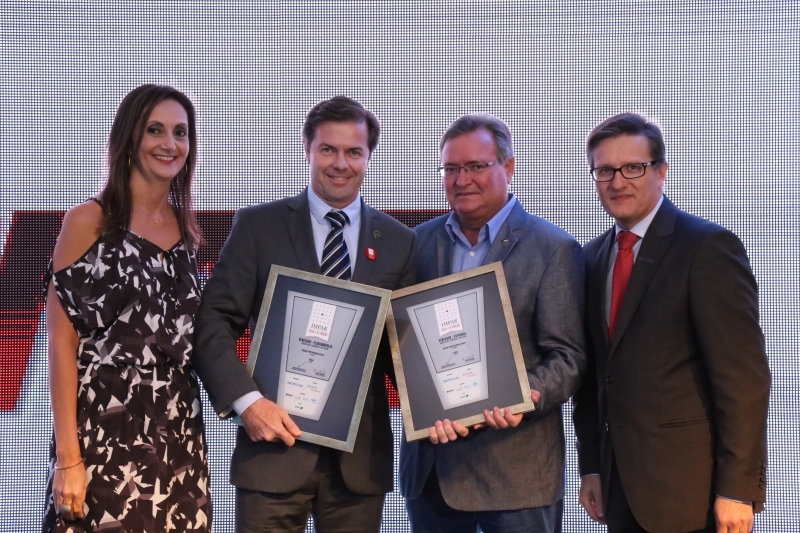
[604,195,664,324]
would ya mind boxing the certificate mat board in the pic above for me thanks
[245,265,391,452]
[387,262,534,441]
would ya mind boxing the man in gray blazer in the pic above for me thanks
[193,96,416,533]
[399,114,586,532]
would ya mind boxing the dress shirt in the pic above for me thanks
[604,195,664,324]
[445,195,518,274]
[307,185,362,270]
[231,187,362,416]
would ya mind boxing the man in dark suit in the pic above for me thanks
[399,114,586,533]
[193,96,416,533]
[572,113,770,533]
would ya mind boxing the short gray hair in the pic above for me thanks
[440,114,514,163]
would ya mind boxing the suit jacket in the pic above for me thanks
[399,200,586,511]
[572,196,770,533]
[193,189,416,495]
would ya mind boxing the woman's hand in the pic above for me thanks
[52,461,88,521]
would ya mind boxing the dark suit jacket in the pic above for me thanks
[399,201,586,511]
[572,196,770,533]
[193,189,416,495]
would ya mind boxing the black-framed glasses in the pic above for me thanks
[590,161,660,182]
[437,161,497,179]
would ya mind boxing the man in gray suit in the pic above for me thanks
[193,96,416,533]
[399,114,586,532]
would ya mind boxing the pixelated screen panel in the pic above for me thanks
[1,2,797,532]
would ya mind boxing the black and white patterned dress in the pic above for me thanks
[43,229,211,533]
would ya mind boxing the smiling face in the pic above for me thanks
[441,129,514,230]
[305,121,370,209]
[132,99,190,183]
[591,134,668,230]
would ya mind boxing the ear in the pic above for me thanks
[504,157,515,184]
[656,160,668,185]
[303,141,310,164]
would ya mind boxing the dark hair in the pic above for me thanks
[439,114,515,163]
[101,84,202,248]
[586,112,667,167]
[302,95,380,155]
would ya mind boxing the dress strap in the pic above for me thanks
[87,197,104,207]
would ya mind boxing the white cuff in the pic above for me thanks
[716,494,753,505]
[231,391,264,416]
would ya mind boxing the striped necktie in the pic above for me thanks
[321,210,352,280]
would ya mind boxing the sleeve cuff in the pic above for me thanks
[231,391,264,416]
[717,494,753,505]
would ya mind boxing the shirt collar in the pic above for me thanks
[445,194,518,246]
[615,194,664,240]
[307,186,362,227]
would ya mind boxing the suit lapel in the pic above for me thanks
[352,201,375,284]
[436,226,454,277]
[609,197,678,354]
[283,189,321,274]
[589,227,615,351]
[482,201,524,266]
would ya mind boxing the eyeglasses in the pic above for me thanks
[437,161,497,179]
[590,161,660,182]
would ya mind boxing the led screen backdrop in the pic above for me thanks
[1,1,797,531]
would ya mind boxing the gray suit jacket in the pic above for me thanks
[399,200,586,511]
[193,189,416,495]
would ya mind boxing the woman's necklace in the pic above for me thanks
[134,203,165,224]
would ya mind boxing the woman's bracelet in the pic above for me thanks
[56,459,83,471]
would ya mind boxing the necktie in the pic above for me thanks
[321,210,352,280]
[608,231,639,341]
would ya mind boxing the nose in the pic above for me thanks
[332,151,349,169]
[453,167,472,187]
[608,169,628,188]
[161,135,176,151]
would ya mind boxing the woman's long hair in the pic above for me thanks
[101,84,202,248]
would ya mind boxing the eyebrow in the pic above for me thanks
[318,143,363,151]
[147,120,188,129]
[442,159,484,165]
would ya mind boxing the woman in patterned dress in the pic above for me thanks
[44,84,211,532]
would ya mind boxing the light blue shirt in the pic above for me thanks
[445,195,518,274]
[232,186,363,416]
[307,185,362,271]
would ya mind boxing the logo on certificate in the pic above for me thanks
[434,299,463,336]
[305,301,336,341]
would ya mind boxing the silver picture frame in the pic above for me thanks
[386,262,534,442]
[243,265,392,452]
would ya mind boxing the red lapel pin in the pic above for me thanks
[365,247,377,261]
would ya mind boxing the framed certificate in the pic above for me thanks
[386,262,534,441]
[244,265,391,452]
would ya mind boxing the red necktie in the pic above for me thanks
[608,231,639,341]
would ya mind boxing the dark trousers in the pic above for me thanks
[606,455,714,533]
[235,448,385,533]
[406,469,563,533]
